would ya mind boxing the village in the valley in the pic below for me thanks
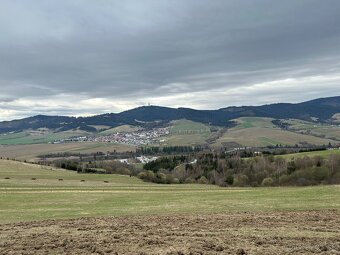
[52,127,170,146]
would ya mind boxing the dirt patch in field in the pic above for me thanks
[0,210,339,255]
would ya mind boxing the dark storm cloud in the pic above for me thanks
[1,0,340,120]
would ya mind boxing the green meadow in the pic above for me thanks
[0,159,339,224]
[0,130,89,145]
[213,117,338,147]
[278,149,340,159]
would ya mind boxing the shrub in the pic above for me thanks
[185,177,196,184]
[165,174,175,184]
[233,174,249,187]
[172,178,180,184]
[261,177,274,186]
[137,171,147,180]
[146,170,155,181]
[279,174,290,185]
[225,175,234,185]
[155,172,167,184]
[116,168,131,176]
[311,166,329,181]
[197,176,208,184]
[287,161,296,174]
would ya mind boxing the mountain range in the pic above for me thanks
[1,96,340,133]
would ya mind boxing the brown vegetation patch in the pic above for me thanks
[0,210,339,255]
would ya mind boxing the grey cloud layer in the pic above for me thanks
[1,0,340,120]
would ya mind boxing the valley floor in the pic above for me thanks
[1,210,339,255]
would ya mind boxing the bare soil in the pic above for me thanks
[0,210,339,255]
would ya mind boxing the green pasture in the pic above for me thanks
[99,125,141,135]
[278,149,340,159]
[0,130,89,145]
[162,119,213,146]
[169,119,211,134]
[213,117,338,147]
[0,160,339,223]
[285,119,340,141]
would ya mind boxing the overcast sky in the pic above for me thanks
[1,0,340,120]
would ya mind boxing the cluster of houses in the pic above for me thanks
[52,128,170,146]
[89,128,169,145]
[117,156,158,164]
[51,136,87,144]
[135,156,159,164]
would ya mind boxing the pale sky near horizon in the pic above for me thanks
[1,0,340,120]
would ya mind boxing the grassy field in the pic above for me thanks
[0,142,134,161]
[169,119,211,134]
[98,125,141,135]
[0,159,339,224]
[213,117,338,147]
[0,125,142,145]
[284,119,340,141]
[163,119,213,146]
[0,130,90,145]
[163,133,212,146]
[278,149,340,159]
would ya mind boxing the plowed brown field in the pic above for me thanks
[1,210,339,255]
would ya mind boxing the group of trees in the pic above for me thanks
[54,159,136,175]
[143,155,187,172]
[50,150,340,187]
[138,152,340,186]
[272,119,291,129]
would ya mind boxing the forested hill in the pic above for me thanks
[0,96,339,133]
[225,96,340,120]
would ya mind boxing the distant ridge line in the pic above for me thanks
[0,96,339,133]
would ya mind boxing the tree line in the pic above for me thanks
[139,153,340,186]
[35,150,340,187]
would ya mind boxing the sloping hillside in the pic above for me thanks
[212,117,338,147]
[161,120,214,146]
